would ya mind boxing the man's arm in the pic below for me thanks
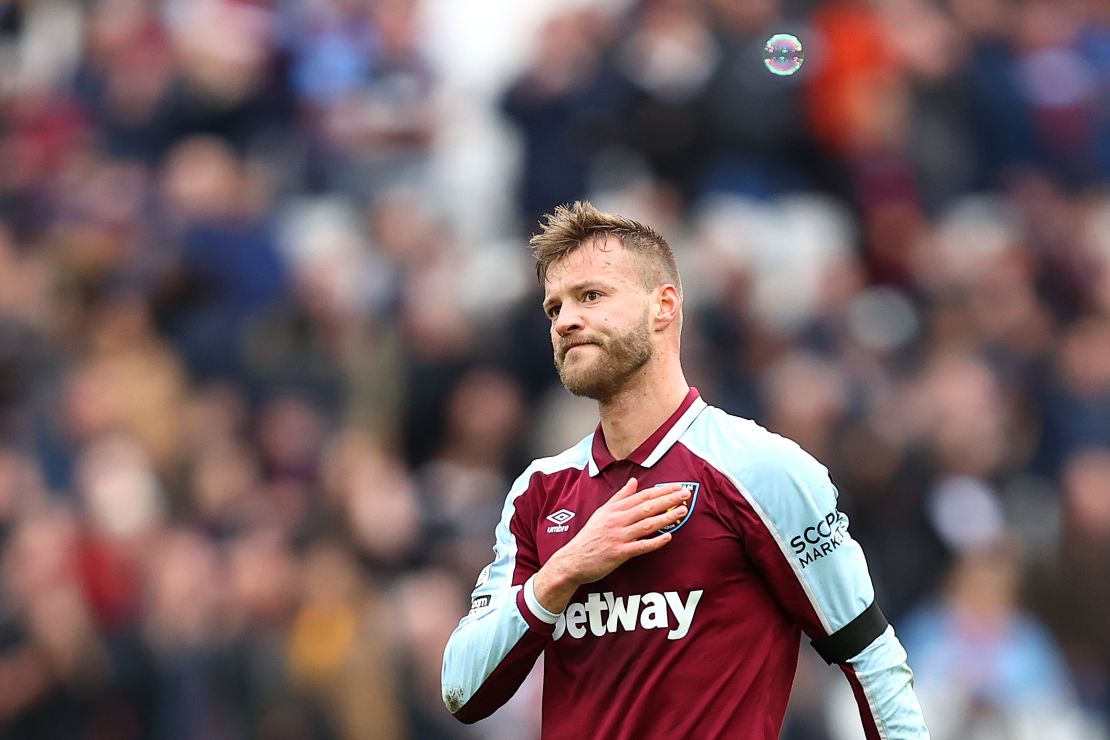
[685,418,929,739]
[533,478,689,611]
[441,475,689,723]
[440,467,549,724]
[736,438,928,739]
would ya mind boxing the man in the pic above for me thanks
[441,202,929,739]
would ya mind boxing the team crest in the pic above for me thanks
[655,482,700,535]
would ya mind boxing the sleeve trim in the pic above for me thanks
[811,600,888,664]
[522,575,562,624]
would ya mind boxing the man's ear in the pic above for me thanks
[655,284,681,328]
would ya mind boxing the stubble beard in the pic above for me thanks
[555,312,654,401]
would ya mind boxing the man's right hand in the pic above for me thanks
[532,478,689,615]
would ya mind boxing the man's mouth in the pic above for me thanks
[561,342,596,359]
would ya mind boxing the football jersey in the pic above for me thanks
[442,388,929,739]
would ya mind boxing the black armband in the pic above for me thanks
[810,600,888,665]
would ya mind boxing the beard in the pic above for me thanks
[554,311,654,401]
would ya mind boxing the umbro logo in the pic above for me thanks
[546,509,575,525]
[546,509,575,533]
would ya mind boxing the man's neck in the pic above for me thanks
[598,365,690,461]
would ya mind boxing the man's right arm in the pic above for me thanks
[441,475,690,723]
[441,468,555,724]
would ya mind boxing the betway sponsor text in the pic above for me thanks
[552,589,703,642]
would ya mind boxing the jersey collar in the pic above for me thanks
[588,387,707,477]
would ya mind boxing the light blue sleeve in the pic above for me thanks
[441,468,535,715]
[684,409,930,739]
[441,448,587,721]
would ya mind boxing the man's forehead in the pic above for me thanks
[543,237,631,287]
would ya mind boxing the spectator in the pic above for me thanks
[0,1,1104,737]
[894,543,1104,740]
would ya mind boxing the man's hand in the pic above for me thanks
[532,478,689,614]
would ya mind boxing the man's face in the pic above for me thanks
[542,238,655,401]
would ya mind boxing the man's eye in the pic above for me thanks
[583,291,601,302]
[546,305,560,319]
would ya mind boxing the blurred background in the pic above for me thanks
[0,0,1107,738]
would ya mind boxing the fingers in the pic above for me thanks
[634,506,688,537]
[565,481,687,581]
[620,488,689,525]
[609,477,640,502]
[627,531,672,556]
[619,482,687,513]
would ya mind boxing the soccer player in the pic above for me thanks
[441,202,929,739]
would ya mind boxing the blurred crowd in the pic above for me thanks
[0,0,1107,738]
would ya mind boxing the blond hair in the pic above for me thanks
[529,201,681,295]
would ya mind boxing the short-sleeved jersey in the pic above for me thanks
[442,389,928,739]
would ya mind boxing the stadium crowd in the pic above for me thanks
[0,0,1107,738]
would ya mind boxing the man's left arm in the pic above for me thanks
[728,436,930,740]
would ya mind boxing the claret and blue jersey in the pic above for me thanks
[442,388,929,739]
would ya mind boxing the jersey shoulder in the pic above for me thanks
[685,406,826,475]
[681,405,833,508]
[511,433,594,493]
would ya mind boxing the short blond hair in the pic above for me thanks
[529,201,681,295]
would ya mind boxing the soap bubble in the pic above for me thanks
[763,33,804,76]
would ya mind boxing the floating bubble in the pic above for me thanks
[763,33,804,76]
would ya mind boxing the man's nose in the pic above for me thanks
[553,304,584,336]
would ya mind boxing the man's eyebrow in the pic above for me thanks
[542,280,615,311]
